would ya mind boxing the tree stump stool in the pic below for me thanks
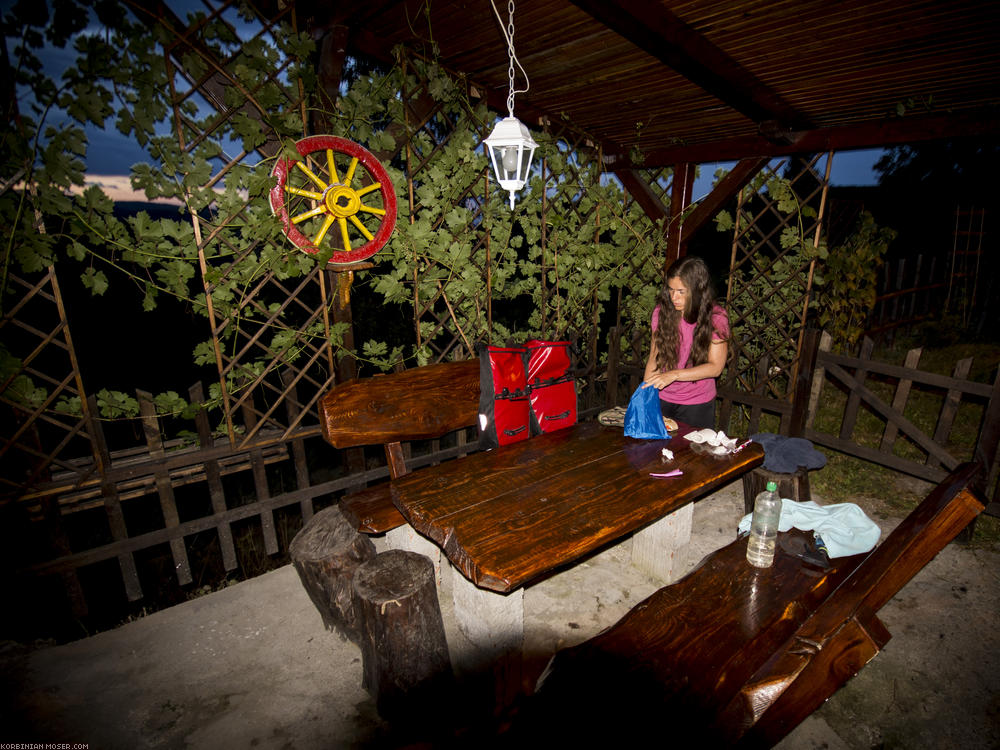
[742,466,812,515]
[289,505,376,643]
[353,549,454,721]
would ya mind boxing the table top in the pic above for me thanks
[390,420,765,593]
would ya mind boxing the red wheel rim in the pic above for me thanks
[269,135,397,265]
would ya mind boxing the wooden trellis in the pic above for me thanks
[721,153,832,434]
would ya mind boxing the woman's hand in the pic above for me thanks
[642,370,679,389]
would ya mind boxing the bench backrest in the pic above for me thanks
[319,359,480,478]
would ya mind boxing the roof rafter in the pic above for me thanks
[568,0,815,140]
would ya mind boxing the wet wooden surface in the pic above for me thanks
[390,420,764,592]
[521,463,985,747]
[319,359,480,449]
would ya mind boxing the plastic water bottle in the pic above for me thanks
[746,481,781,568]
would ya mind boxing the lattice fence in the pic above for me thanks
[720,153,832,434]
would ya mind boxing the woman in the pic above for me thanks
[642,255,729,429]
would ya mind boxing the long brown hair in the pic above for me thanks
[653,256,726,371]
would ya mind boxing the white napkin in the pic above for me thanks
[684,428,738,453]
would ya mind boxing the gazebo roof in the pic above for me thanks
[298,0,1000,168]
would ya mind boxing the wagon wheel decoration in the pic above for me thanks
[269,135,398,265]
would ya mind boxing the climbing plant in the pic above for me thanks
[815,210,896,351]
[2,0,666,445]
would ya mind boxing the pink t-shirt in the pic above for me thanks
[651,304,729,405]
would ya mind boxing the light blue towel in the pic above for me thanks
[738,499,881,558]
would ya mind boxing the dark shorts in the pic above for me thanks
[659,399,716,430]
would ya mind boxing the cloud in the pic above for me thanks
[72,174,183,205]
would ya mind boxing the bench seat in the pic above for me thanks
[339,485,406,535]
[512,462,985,746]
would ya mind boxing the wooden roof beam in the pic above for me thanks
[680,157,769,250]
[568,0,815,139]
[606,110,1000,169]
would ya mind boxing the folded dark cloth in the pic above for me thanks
[750,433,827,473]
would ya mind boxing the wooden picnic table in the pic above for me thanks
[390,419,765,593]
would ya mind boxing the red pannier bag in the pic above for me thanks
[523,339,577,435]
[477,343,532,449]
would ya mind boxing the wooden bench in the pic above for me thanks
[318,359,481,535]
[511,462,985,746]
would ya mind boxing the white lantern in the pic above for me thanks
[484,116,538,210]
[483,0,537,210]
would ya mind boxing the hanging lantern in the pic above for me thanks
[484,0,537,210]
[484,116,538,210]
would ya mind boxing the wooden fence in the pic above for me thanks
[717,330,1000,506]
[10,332,998,632]
[865,254,945,346]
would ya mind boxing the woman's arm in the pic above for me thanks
[643,338,728,389]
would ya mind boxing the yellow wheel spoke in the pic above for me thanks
[285,185,324,200]
[338,217,351,251]
[326,149,340,184]
[313,214,336,246]
[348,214,375,241]
[345,157,359,186]
[291,205,328,224]
[359,204,386,217]
[294,161,329,191]
[355,182,381,198]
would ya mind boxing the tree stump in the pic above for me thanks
[742,466,813,515]
[289,505,376,643]
[353,549,454,721]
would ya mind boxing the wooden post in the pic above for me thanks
[742,466,813,516]
[787,329,821,438]
[137,389,192,585]
[290,505,376,642]
[353,549,453,720]
[189,382,238,572]
[606,326,621,408]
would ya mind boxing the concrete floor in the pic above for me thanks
[3,483,998,749]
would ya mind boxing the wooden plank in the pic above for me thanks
[839,337,874,441]
[391,421,763,592]
[190,382,238,572]
[804,331,832,430]
[879,346,923,452]
[41,495,88,617]
[319,359,480,448]
[973,366,1000,496]
[241,400,279,556]
[820,360,960,471]
[86,395,142,602]
[805,429,948,484]
[533,528,865,741]
[26,475,361,576]
[280,371,314,521]
[138,390,192,586]
[787,329,820,438]
[731,615,888,746]
[716,387,793,416]
[817,351,993,398]
[340,485,406,534]
[532,464,983,746]
[927,357,972,471]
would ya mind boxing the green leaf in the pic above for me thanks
[81,268,109,295]
[96,389,139,419]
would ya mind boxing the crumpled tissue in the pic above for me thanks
[684,428,738,454]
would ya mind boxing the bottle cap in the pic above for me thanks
[766,481,778,491]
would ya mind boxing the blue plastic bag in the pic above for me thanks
[623,384,669,439]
